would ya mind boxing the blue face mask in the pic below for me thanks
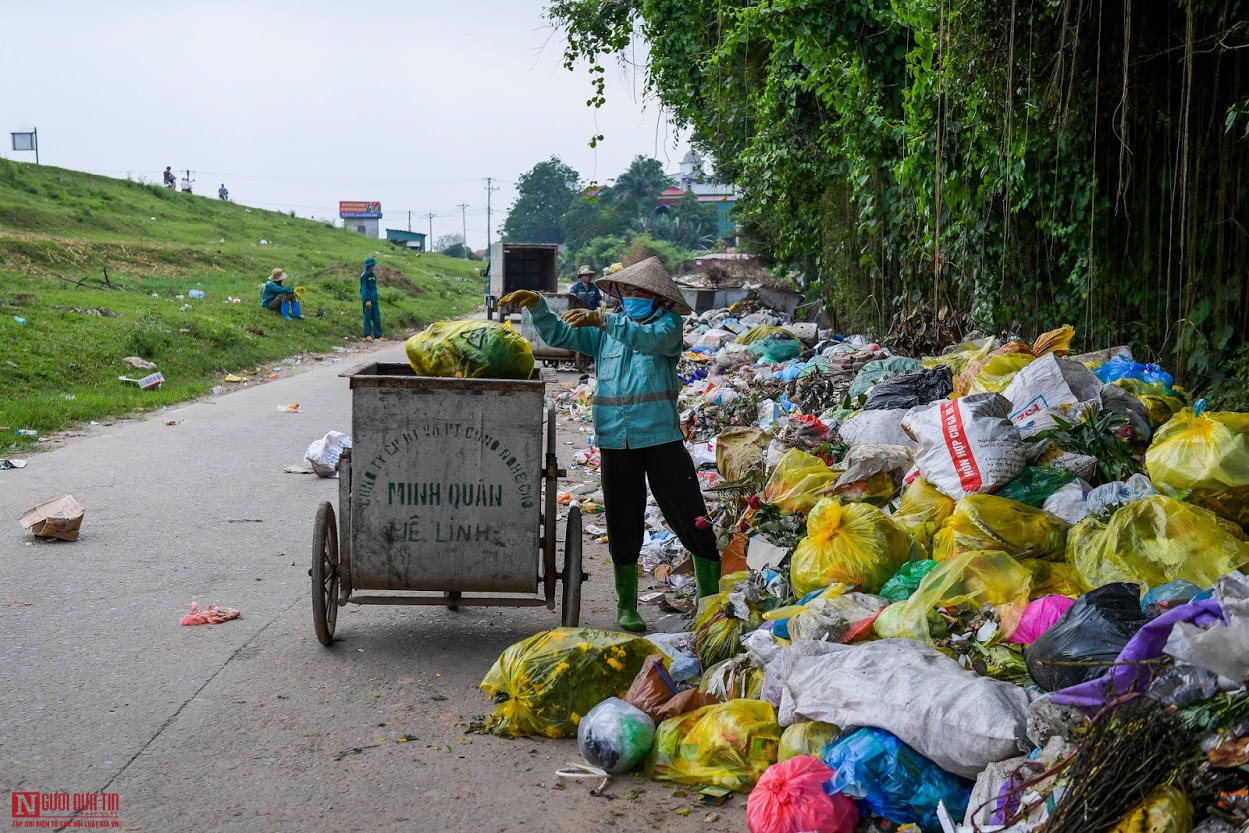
[622,297,656,320]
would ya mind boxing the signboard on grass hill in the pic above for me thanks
[339,201,381,218]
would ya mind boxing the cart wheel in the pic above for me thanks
[561,506,584,627]
[311,501,339,646]
[444,591,461,611]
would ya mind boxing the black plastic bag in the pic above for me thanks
[1024,582,1147,692]
[862,366,953,411]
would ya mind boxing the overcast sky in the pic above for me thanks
[0,0,689,249]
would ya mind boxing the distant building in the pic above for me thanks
[340,201,382,238]
[385,229,427,252]
[659,150,738,244]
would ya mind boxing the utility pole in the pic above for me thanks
[485,177,499,255]
[425,212,435,253]
[457,203,469,258]
[407,210,411,232]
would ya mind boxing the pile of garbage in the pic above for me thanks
[493,311,1249,833]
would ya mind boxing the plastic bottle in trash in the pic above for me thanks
[587,434,596,446]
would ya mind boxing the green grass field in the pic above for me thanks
[0,159,484,453]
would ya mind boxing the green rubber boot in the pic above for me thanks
[693,557,721,599]
[613,563,646,633]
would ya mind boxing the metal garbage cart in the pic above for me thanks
[310,362,585,645]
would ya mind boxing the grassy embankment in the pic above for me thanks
[0,159,483,452]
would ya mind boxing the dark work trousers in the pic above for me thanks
[600,441,720,567]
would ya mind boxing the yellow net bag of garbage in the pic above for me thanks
[891,477,957,553]
[405,320,535,380]
[873,549,1034,643]
[1145,407,1249,528]
[932,494,1070,562]
[646,699,782,792]
[778,721,841,762]
[1066,494,1249,592]
[790,498,912,596]
[1108,784,1193,833]
[694,592,764,668]
[762,448,839,515]
[480,628,657,738]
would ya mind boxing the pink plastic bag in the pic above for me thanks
[747,755,859,833]
[1007,595,1075,644]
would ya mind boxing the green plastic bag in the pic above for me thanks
[878,560,939,602]
[750,333,802,363]
[932,494,1070,562]
[1145,407,1249,528]
[405,320,535,379]
[1065,494,1249,592]
[778,721,841,762]
[790,498,913,596]
[480,628,657,738]
[647,699,782,792]
[995,467,1078,508]
[873,549,1034,643]
[849,356,924,400]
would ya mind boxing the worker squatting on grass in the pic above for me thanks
[501,256,722,633]
[259,268,304,320]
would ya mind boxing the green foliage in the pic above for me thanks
[1027,413,1143,487]
[549,0,1249,387]
[0,160,481,451]
[501,156,581,243]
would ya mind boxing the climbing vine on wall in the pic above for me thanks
[548,0,1249,385]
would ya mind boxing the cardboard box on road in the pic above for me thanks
[19,495,86,541]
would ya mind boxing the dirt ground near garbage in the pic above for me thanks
[0,339,744,832]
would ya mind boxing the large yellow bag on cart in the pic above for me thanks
[1146,407,1249,528]
[1066,495,1249,592]
[646,699,782,792]
[790,498,913,596]
[480,628,657,738]
[405,320,535,379]
[932,493,1070,562]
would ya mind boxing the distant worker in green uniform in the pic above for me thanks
[501,258,720,634]
[260,268,304,320]
[568,264,602,309]
[360,257,382,341]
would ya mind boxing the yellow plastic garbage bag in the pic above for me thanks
[480,628,657,738]
[922,337,994,378]
[1146,408,1249,528]
[778,721,841,762]
[1067,495,1249,592]
[1112,378,1188,428]
[966,351,1036,396]
[891,477,957,553]
[699,656,764,701]
[694,592,764,668]
[762,448,839,515]
[736,323,789,345]
[716,426,770,482]
[405,320,535,379]
[873,549,1034,643]
[932,494,1070,562]
[790,498,913,596]
[1019,558,1084,598]
[646,699,782,792]
[1031,325,1075,357]
[1109,784,1193,833]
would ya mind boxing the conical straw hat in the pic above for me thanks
[595,256,692,315]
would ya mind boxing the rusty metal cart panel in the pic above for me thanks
[309,362,584,645]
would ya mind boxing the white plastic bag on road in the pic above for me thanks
[903,393,1026,500]
[305,431,352,478]
[774,638,1038,778]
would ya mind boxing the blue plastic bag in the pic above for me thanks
[1141,580,1203,618]
[1094,356,1174,390]
[822,728,972,833]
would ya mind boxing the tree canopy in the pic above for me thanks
[501,156,581,244]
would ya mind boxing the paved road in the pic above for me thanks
[1,341,746,832]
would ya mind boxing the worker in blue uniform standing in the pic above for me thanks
[501,257,719,633]
[360,257,382,341]
[568,264,602,309]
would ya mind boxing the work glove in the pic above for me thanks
[561,308,606,329]
[499,290,542,309]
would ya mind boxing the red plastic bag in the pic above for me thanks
[1006,595,1076,644]
[747,756,859,833]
